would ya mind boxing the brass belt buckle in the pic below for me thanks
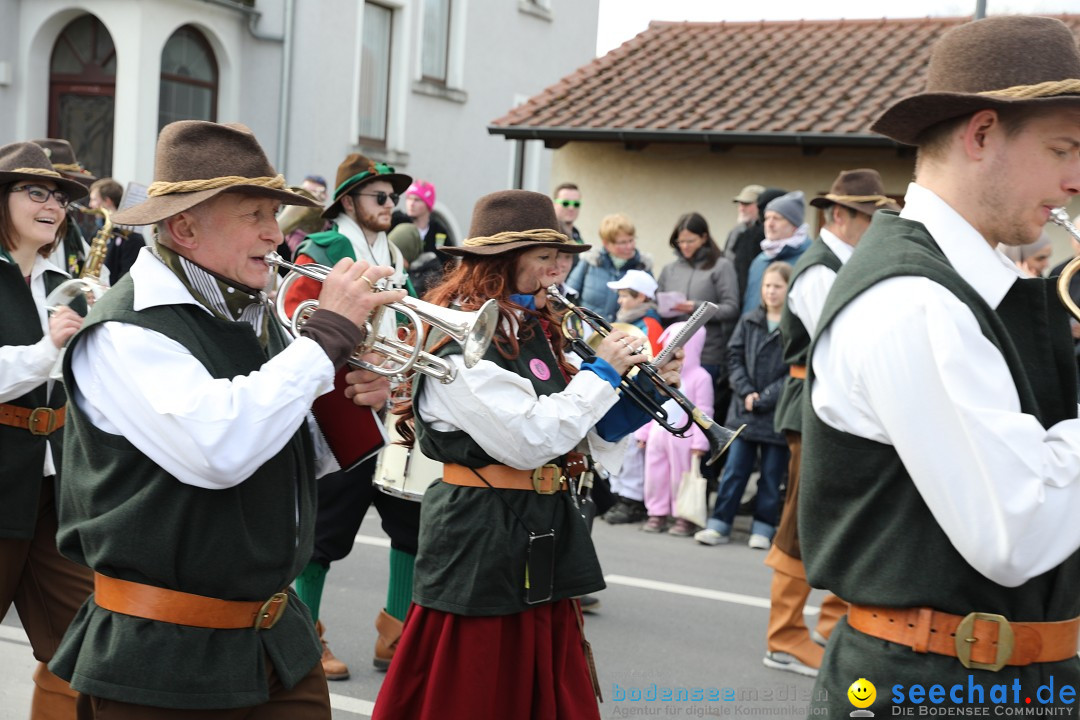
[254,592,289,630]
[28,407,56,436]
[955,611,1014,672]
[531,464,563,495]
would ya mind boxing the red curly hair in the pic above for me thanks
[394,248,578,446]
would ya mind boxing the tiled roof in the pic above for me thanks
[490,15,1080,147]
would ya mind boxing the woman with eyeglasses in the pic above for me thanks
[0,141,94,716]
[565,213,654,322]
[657,212,740,429]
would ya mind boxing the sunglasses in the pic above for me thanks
[555,199,581,208]
[11,184,71,209]
[355,191,400,207]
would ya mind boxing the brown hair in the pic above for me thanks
[90,178,124,208]
[668,212,722,270]
[394,249,576,445]
[0,182,67,257]
[553,182,579,197]
[599,213,635,245]
[915,105,1042,172]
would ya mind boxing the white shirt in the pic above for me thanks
[0,254,69,477]
[786,227,853,338]
[810,182,1080,587]
[70,248,338,489]
[417,325,626,473]
[334,214,404,337]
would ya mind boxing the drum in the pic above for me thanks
[373,416,442,502]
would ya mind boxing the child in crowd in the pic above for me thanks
[696,262,792,548]
[636,322,714,535]
[603,270,664,524]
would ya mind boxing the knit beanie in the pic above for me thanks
[765,191,805,228]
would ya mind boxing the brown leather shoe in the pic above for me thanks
[315,619,350,681]
[374,609,404,671]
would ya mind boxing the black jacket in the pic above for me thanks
[726,306,786,444]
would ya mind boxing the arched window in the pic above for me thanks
[158,26,218,131]
[49,15,116,178]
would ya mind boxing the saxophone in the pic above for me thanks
[45,206,112,311]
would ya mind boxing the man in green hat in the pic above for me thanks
[50,120,402,718]
[284,153,422,679]
[799,16,1080,714]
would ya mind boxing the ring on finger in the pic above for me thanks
[360,275,376,291]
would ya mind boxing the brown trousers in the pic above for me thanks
[0,478,94,720]
[763,432,847,667]
[75,659,331,720]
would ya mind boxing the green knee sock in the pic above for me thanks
[385,548,415,622]
[294,562,329,623]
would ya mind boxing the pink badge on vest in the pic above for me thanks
[529,358,551,381]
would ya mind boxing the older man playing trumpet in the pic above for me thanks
[49,120,402,719]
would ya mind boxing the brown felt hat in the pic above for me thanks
[809,169,900,216]
[324,153,412,219]
[112,121,317,226]
[442,190,591,257]
[872,16,1080,146]
[32,138,97,187]
[0,142,89,202]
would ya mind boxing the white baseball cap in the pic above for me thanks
[607,269,658,300]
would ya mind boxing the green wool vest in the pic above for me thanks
[800,212,1080,708]
[295,226,353,266]
[773,237,842,435]
[412,318,605,615]
[50,274,321,710]
[0,262,84,538]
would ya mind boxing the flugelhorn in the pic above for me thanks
[1050,208,1080,321]
[266,252,498,384]
[547,284,743,465]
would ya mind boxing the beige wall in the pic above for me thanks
[550,141,1080,272]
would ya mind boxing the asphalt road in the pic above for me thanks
[0,509,827,719]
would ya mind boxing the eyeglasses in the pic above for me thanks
[555,199,581,208]
[355,191,400,206]
[11,185,70,209]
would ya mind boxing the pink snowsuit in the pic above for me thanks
[636,322,714,517]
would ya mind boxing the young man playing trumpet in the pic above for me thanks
[800,16,1080,714]
[50,120,401,718]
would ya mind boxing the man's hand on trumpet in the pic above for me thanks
[317,258,405,329]
[344,353,393,409]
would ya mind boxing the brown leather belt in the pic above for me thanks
[789,365,807,380]
[848,604,1080,672]
[93,573,288,630]
[0,404,65,435]
[442,453,588,495]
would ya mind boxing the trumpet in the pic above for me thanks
[547,284,743,465]
[1050,208,1080,321]
[266,252,498,384]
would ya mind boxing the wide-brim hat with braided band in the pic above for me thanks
[31,138,98,187]
[872,15,1080,146]
[112,121,317,226]
[809,169,900,216]
[324,153,412,220]
[0,142,90,202]
[441,190,591,257]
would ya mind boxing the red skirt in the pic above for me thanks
[372,599,601,720]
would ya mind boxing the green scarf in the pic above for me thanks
[154,243,270,347]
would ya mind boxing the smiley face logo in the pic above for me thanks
[848,678,876,709]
